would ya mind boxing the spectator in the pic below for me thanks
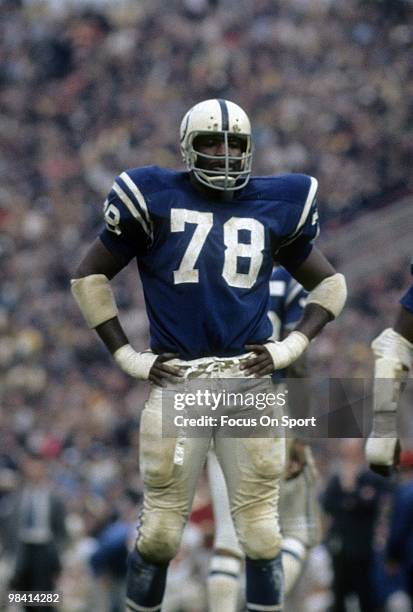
[5,455,67,611]
[321,439,390,612]
[385,450,413,605]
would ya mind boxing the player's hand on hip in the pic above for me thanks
[265,332,309,370]
[242,332,309,376]
[241,344,274,376]
[114,345,183,385]
[149,353,184,387]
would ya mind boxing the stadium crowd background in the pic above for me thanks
[1,0,412,609]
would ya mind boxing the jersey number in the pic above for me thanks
[103,200,121,235]
[171,209,264,289]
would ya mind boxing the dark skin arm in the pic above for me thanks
[242,248,336,376]
[394,306,413,344]
[74,238,183,386]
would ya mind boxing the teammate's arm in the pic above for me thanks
[366,302,413,475]
[243,248,346,376]
[72,238,182,386]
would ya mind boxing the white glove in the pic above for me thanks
[113,344,158,380]
[264,331,309,370]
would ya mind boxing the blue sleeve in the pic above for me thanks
[268,268,306,334]
[276,176,320,271]
[400,285,413,314]
[99,170,154,264]
[283,280,307,330]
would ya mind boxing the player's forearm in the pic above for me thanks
[365,325,413,473]
[71,273,157,379]
[294,303,331,341]
[95,317,129,354]
[263,323,315,372]
[263,273,346,370]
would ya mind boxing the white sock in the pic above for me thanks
[207,554,241,612]
[282,537,306,596]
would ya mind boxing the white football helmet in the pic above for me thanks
[180,99,253,191]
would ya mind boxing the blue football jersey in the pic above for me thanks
[400,285,413,314]
[268,267,307,342]
[99,166,319,359]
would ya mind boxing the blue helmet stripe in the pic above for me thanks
[217,99,229,130]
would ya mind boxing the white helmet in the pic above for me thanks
[180,99,253,191]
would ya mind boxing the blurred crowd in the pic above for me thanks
[1,0,413,610]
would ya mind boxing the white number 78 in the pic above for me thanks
[171,208,264,289]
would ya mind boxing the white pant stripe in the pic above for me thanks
[126,598,161,612]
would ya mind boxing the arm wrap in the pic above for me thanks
[365,328,412,468]
[306,272,347,319]
[113,344,158,380]
[71,274,118,328]
[264,331,309,370]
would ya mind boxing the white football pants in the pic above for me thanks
[136,355,286,563]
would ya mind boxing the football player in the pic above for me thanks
[366,280,413,476]
[207,267,321,611]
[71,99,347,612]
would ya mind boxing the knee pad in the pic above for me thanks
[137,509,184,563]
[234,507,282,560]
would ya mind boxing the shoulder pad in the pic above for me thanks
[125,165,180,196]
[248,173,317,207]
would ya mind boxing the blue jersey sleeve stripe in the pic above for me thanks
[120,172,152,228]
[285,281,306,307]
[112,182,153,240]
[293,176,318,235]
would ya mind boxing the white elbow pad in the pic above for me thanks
[71,274,118,328]
[306,273,347,319]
